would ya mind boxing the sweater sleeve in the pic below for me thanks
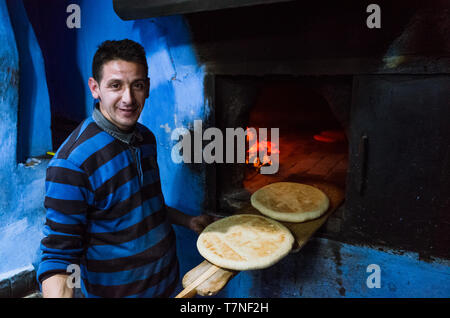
[37,158,93,285]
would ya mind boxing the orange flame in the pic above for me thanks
[245,127,280,169]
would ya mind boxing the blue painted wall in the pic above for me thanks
[0,0,448,298]
[6,0,51,163]
[220,238,450,298]
[0,0,48,275]
[0,0,19,238]
[22,0,86,124]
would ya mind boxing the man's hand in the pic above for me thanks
[187,214,219,234]
[42,274,74,298]
[166,205,219,234]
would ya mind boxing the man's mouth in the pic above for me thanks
[118,107,138,115]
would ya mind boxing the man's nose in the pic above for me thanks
[121,86,135,105]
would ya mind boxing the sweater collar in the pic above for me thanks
[92,103,143,146]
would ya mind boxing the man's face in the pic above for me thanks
[88,59,149,131]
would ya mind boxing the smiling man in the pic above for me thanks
[37,39,214,298]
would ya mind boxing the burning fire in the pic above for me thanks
[246,127,280,169]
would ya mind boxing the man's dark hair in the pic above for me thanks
[92,39,148,83]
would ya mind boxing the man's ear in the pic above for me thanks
[88,77,100,99]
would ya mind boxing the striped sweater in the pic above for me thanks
[37,115,179,298]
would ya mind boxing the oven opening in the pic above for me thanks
[213,75,351,216]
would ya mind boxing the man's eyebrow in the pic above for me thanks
[104,78,147,85]
[105,78,123,84]
[133,78,147,82]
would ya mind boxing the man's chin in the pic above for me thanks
[116,118,138,131]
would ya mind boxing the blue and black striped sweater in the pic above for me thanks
[37,115,179,297]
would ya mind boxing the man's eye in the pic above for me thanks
[134,83,144,89]
[110,83,120,89]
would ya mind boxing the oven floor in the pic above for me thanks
[243,130,348,193]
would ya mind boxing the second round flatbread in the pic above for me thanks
[197,214,294,271]
[251,182,330,223]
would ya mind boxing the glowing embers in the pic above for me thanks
[313,130,346,143]
[170,120,280,174]
[246,127,280,172]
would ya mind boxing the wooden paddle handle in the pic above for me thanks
[175,264,221,298]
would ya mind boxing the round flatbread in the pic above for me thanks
[197,214,294,271]
[251,182,329,223]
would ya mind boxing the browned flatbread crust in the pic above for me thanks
[197,214,294,270]
[251,182,329,222]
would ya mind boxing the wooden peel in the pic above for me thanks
[177,180,345,298]
[180,260,237,297]
[175,263,221,298]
